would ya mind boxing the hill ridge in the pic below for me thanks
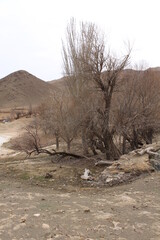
[0,70,53,109]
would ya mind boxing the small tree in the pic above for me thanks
[53,92,80,151]
[11,119,42,155]
[38,91,80,152]
[38,101,60,150]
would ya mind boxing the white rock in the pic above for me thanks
[33,213,40,217]
[106,178,113,183]
[111,221,122,230]
[81,168,91,180]
[42,223,50,229]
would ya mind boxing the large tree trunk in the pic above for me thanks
[81,128,89,155]
[67,141,71,152]
[133,128,139,149]
[55,135,59,150]
[102,106,120,160]
[104,130,121,160]
[122,135,127,154]
[144,128,153,144]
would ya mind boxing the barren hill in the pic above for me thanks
[49,67,160,88]
[48,76,67,91]
[1,67,160,109]
[0,70,53,109]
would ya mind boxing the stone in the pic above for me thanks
[34,213,40,217]
[42,223,50,230]
[84,209,90,213]
[150,159,160,170]
[45,173,53,179]
[111,221,122,230]
[81,169,93,180]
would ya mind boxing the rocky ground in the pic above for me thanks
[0,171,160,240]
[0,120,160,239]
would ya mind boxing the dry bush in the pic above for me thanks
[10,120,41,155]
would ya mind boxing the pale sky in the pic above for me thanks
[0,0,160,81]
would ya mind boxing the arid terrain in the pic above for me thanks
[0,68,160,239]
[0,164,160,240]
[1,1,160,238]
[0,118,32,157]
[0,118,160,240]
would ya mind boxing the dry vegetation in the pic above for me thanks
[8,19,160,165]
[1,19,160,188]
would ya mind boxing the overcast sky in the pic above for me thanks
[0,0,160,81]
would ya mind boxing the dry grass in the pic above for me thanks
[108,151,154,174]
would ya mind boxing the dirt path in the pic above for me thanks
[0,172,160,240]
[0,118,31,157]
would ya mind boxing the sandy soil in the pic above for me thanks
[0,118,31,157]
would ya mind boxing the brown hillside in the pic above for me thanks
[48,77,67,91]
[1,67,160,109]
[0,70,53,109]
[49,68,160,88]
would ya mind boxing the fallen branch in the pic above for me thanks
[26,147,84,160]
[135,147,160,158]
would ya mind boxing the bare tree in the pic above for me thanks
[62,19,96,154]
[56,93,80,151]
[38,101,60,150]
[62,18,130,159]
[11,119,42,156]
[113,68,160,153]
[38,91,80,152]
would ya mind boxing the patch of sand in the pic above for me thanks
[0,118,32,158]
